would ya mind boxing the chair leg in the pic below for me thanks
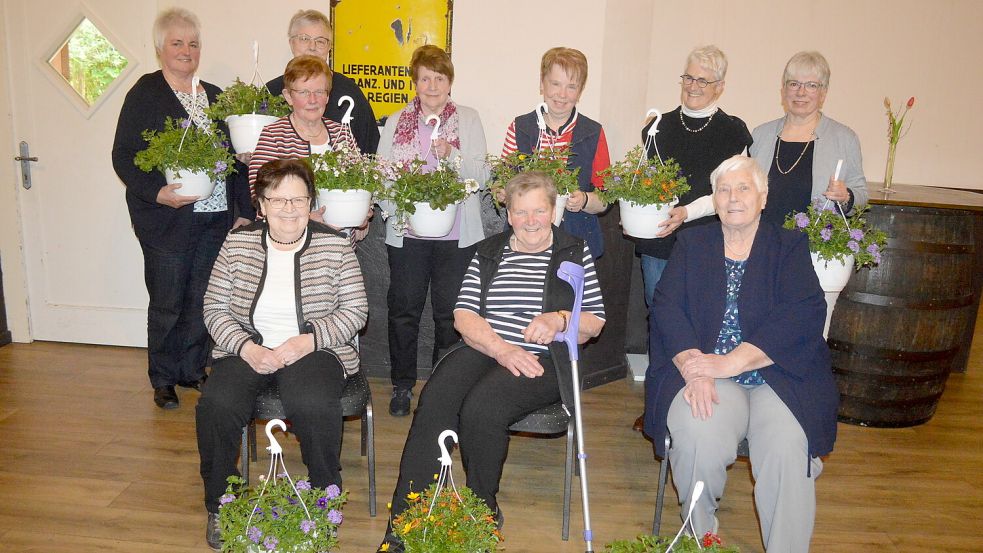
[366,397,377,517]
[241,424,250,485]
[249,421,258,462]
[562,421,574,541]
[653,434,671,536]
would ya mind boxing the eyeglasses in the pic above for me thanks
[290,34,330,50]
[680,74,720,88]
[263,196,310,210]
[785,80,824,93]
[289,88,329,99]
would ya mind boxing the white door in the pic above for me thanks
[6,0,154,345]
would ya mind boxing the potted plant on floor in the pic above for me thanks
[381,482,502,553]
[218,473,348,552]
[383,157,480,238]
[783,200,887,336]
[308,145,385,227]
[605,532,740,552]
[206,78,290,154]
[134,116,236,198]
[487,147,580,226]
[596,146,690,239]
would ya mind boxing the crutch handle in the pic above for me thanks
[553,261,585,361]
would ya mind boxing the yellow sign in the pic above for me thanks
[333,0,452,121]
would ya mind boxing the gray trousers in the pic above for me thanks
[667,380,823,552]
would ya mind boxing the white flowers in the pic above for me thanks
[463,179,480,194]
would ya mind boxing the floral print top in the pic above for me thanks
[715,258,765,386]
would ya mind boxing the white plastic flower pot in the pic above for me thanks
[317,189,372,227]
[409,202,458,237]
[618,198,679,239]
[226,114,278,154]
[553,194,569,227]
[164,168,215,198]
[811,252,855,338]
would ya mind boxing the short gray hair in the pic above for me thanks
[153,8,200,51]
[783,51,830,89]
[710,155,768,194]
[685,45,728,82]
[288,9,332,36]
[505,171,557,210]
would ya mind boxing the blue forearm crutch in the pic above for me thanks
[553,260,594,553]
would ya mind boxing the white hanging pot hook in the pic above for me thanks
[536,102,549,130]
[265,419,287,455]
[338,95,355,124]
[646,108,662,136]
[426,114,441,141]
[437,429,458,467]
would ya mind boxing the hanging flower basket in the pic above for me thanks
[597,146,689,239]
[227,114,279,154]
[164,168,215,198]
[408,201,459,237]
[553,194,569,227]
[618,199,679,239]
[811,252,855,293]
[308,147,384,228]
[317,189,373,227]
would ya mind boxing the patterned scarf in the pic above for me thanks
[390,96,460,165]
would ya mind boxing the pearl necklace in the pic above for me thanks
[269,229,306,246]
[679,109,715,133]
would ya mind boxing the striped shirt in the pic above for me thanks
[454,242,605,353]
[502,110,578,157]
[247,116,356,199]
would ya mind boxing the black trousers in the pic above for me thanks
[195,350,346,513]
[388,346,561,519]
[140,211,227,388]
[386,238,476,389]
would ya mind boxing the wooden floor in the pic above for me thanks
[0,310,981,552]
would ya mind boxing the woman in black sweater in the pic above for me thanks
[632,45,751,432]
[111,7,252,411]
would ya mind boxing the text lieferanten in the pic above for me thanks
[340,64,414,104]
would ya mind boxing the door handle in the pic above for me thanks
[14,141,36,189]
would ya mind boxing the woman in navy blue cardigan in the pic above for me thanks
[643,155,837,552]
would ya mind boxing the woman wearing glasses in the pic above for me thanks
[376,44,489,417]
[248,55,357,199]
[197,159,367,550]
[631,45,751,433]
[749,51,868,226]
[266,9,379,154]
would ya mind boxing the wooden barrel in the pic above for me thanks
[828,204,980,427]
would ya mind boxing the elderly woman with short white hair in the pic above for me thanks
[644,155,838,552]
[750,51,868,226]
[112,7,252,411]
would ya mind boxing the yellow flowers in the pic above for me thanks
[379,543,391,552]
[407,491,420,501]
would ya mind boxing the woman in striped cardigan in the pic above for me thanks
[196,159,367,549]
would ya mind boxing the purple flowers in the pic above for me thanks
[794,212,809,229]
[295,480,311,490]
[847,240,860,253]
[270,507,280,520]
[849,228,865,241]
[820,227,832,241]
[247,526,263,543]
[218,493,236,505]
[300,519,316,534]
[259,99,269,114]
[316,496,329,509]
[326,509,343,524]
[867,243,883,264]
[180,119,192,128]
[262,536,279,550]
[213,160,228,174]
[325,484,341,499]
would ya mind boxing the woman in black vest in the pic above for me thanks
[501,47,611,258]
[378,171,606,553]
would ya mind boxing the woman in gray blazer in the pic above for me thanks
[750,51,867,226]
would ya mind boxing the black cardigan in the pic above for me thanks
[111,71,253,251]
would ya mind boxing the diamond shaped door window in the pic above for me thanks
[47,18,128,106]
